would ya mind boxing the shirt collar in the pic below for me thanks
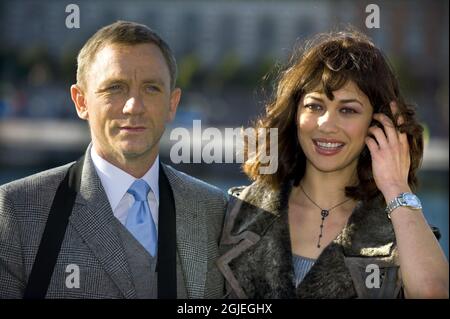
[90,147,160,212]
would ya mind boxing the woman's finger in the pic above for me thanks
[367,125,388,148]
[390,101,405,126]
[389,101,409,149]
[365,136,379,153]
[373,113,399,145]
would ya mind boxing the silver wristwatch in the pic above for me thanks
[385,192,422,219]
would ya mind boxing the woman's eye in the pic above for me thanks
[341,107,358,114]
[305,104,322,112]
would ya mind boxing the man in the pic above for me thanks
[0,21,227,299]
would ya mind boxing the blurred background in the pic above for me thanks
[0,0,448,257]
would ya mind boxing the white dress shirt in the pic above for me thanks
[90,147,159,233]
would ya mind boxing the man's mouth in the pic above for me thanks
[120,126,146,132]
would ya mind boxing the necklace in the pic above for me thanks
[298,183,352,249]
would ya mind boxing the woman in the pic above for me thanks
[217,30,449,298]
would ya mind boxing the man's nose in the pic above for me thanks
[318,111,339,133]
[123,94,145,114]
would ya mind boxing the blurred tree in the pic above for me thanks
[208,53,241,89]
[18,46,56,87]
[389,55,418,97]
[244,56,277,88]
[60,48,78,85]
[0,49,24,83]
[177,54,201,90]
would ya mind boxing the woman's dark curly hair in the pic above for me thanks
[243,29,424,201]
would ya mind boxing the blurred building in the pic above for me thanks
[1,0,448,66]
[1,0,448,135]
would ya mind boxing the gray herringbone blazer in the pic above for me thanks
[0,148,227,299]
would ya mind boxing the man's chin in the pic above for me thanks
[120,145,154,159]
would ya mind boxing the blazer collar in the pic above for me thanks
[161,164,207,299]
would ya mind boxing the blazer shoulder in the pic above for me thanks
[162,163,227,201]
[228,185,247,197]
[221,182,281,242]
[226,181,280,212]
[0,162,73,201]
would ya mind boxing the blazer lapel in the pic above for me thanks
[69,149,136,298]
[162,164,205,298]
[218,182,297,298]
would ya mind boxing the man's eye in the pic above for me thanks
[107,84,123,92]
[305,104,322,112]
[145,85,161,93]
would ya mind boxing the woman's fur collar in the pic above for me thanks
[218,181,401,299]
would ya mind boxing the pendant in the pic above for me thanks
[318,210,329,248]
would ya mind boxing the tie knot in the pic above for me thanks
[127,179,150,202]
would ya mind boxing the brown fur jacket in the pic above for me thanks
[217,181,405,299]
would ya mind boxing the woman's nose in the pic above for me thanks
[317,112,339,133]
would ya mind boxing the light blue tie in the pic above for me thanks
[125,179,157,256]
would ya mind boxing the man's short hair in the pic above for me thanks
[76,20,177,90]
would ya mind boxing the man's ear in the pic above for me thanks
[167,87,181,123]
[71,84,88,120]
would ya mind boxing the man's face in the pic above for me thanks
[72,43,180,167]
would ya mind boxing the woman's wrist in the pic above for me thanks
[381,184,412,204]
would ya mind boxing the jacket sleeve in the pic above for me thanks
[0,188,26,298]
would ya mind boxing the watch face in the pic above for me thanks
[403,193,422,208]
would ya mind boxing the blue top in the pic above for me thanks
[292,253,316,287]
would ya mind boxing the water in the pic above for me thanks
[0,167,448,258]
[417,171,449,259]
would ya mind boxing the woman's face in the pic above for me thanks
[297,80,374,175]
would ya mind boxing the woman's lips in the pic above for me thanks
[312,139,345,156]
